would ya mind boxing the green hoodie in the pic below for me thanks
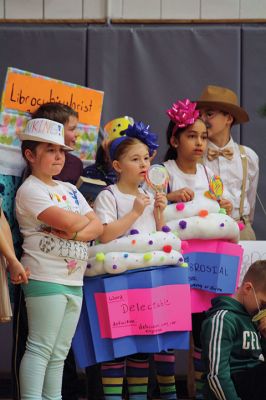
[201,296,266,400]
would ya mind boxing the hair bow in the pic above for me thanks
[167,99,199,128]
[109,121,158,161]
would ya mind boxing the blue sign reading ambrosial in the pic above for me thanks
[184,252,239,294]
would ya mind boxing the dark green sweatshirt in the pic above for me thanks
[201,296,266,400]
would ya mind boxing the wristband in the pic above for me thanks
[72,231,78,240]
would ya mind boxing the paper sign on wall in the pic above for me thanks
[95,284,191,339]
[1,69,103,126]
[0,67,104,174]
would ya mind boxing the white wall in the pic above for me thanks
[1,0,266,20]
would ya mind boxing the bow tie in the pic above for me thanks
[207,147,234,161]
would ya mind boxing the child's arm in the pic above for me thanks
[98,194,151,243]
[0,212,29,284]
[38,207,93,234]
[166,187,194,203]
[201,314,241,400]
[153,192,167,230]
[50,211,103,242]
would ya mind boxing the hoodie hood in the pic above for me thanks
[206,295,248,318]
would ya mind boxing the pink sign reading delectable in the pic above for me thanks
[95,284,191,339]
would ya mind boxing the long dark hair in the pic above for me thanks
[164,121,187,161]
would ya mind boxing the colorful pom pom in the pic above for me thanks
[220,223,225,227]
[131,239,136,245]
[163,245,172,253]
[112,265,118,270]
[238,222,245,231]
[148,240,153,245]
[143,253,153,261]
[181,241,189,251]
[198,209,208,217]
[179,220,187,229]
[162,225,171,233]
[96,252,105,262]
[176,202,185,211]
[180,262,188,268]
[219,208,227,215]
[130,229,139,235]
[123,253,129,258]
[160,256,165,262]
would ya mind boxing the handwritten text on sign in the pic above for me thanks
[184,252,240,294]
[95,284,191,339]
[2,69,104,126]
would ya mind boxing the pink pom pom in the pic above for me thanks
[181,240,189,252]
[176,202,185,211]
[238,222,245,231]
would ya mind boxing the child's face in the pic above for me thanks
[172,119,207,162]
[242,283,266,316]
[200,109,233,140]
[27,143,66,178]
[64,116,78,149]
[113,142,150,185]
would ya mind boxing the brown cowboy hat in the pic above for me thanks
[196,85,249,124]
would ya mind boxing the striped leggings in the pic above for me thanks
[101,351,176,400]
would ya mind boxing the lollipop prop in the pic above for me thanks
[146,164,169,219]
[205,175,223,202]
[252,308,266,322]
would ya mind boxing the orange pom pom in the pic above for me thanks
[131,239,136,245]
[198,209,208,217]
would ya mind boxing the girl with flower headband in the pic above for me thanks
[93,121,168,400]
[164,99,232,214]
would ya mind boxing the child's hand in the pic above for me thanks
[169,187,194,203]
[219,198,233,215]
[154,192,167,213]
[258,316,266,338]
[8,259,30,284]
[133,194,151,216]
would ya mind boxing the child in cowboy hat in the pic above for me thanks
[196,85,259,241]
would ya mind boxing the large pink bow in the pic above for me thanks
[167,99,199,128]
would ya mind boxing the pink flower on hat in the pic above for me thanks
[167,99,199,128]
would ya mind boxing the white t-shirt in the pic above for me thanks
[16,175,92,286]
[164,160,213,193]
[203,138,259,222]
[94,184,156,235]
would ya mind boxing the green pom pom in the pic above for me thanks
[143,253,153,262]
[96,252,105,262]
[160,256,165,262]
[180,262,188,268]
[219,208,226,215]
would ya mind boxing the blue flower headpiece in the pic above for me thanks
[109,121,158,161]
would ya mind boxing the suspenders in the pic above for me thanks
[239,145,248,222]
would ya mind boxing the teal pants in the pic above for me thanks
[20,294,82,400]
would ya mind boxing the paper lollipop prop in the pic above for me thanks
[252,308,266,322]
[205,175,223,201]
[146,164,169,219]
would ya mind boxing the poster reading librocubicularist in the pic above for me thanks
[0,67,104,175]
